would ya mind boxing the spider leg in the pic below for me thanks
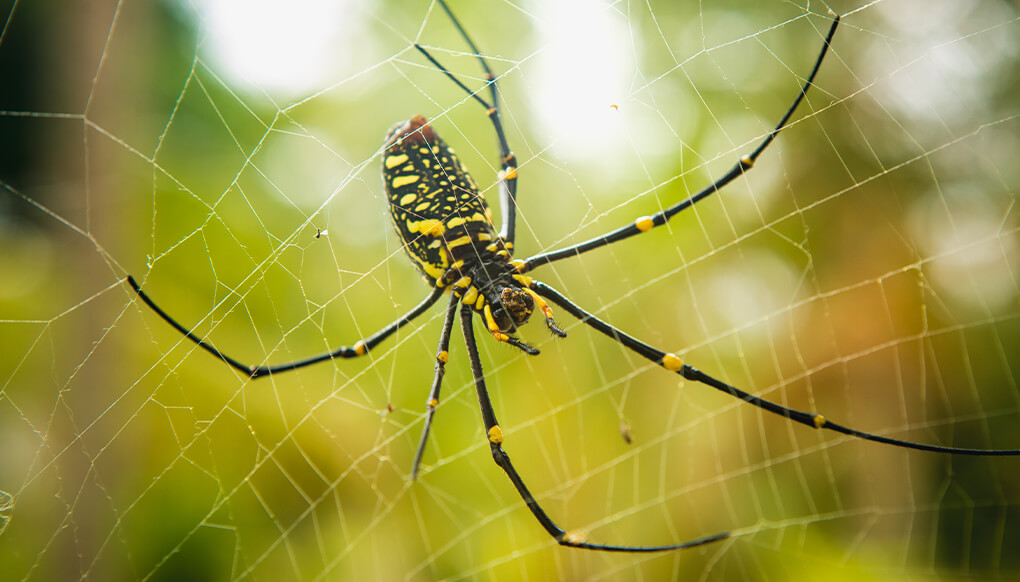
[533,281,1020,456]
[412,292,461,479]
[127,276,444,379]
[520,15,840,273]
[417,0,520,247]
[459,302,730,552]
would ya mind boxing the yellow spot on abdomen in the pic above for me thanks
[409,219,446,237]
[392,175,421,188]
[446,235,473,248]
[399,193,417,205]
[385,154,409,169]
[415,259,446,280]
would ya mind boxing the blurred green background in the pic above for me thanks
[2,0,1018,580]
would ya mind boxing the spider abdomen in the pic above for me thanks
[383,115,498,284]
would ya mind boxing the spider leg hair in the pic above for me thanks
[533,281,1020,457]
[460,302,730,552]
[521,14,841,272]
[412,293,461,479]
[126,276,444,379]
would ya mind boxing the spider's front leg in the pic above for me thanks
[459,303,730,552]
[517,15,841,274]
[533,281,1020,456]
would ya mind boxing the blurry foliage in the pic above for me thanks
[1,0,1018,580]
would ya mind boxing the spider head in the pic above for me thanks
[487,285,534,332]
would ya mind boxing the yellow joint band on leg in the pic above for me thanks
[512,274,533,287]
[635,216,654,232]
[462,286,478,306]
[488,425,504,444]
[499,167,518,181]
[562,530,588,545]
[740,154,754,168]
[661,353,683,372]
[427,399,439,408]
[354,341,368,356]
[436,350,449,364]
[813,414,827,429]
[523,287,554,320]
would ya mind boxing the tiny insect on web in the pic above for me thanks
[126,0,1020,553]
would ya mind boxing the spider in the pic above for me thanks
[127,1,1020,553]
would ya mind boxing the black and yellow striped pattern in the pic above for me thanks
[383,115,497,284]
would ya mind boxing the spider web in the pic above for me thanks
[2,0,1019,579]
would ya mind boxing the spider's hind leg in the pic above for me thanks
[533,281,1020,457]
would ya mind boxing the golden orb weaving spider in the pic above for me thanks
[127,0,1020,553]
